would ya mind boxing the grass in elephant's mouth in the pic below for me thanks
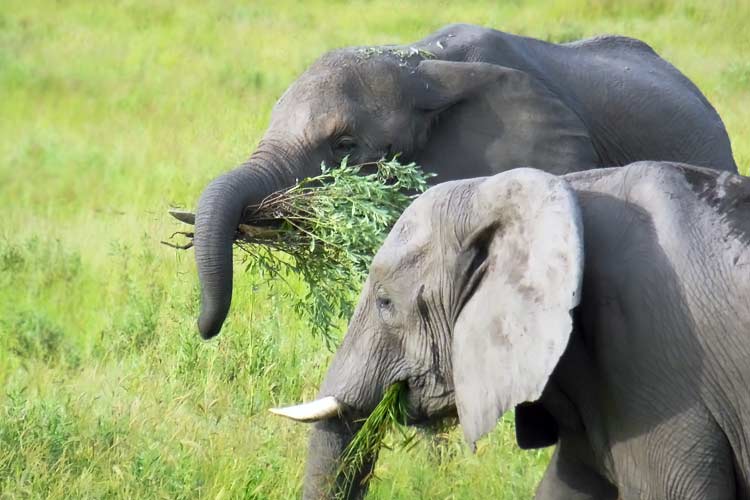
[165,157,432,347]
[334,381,417,499]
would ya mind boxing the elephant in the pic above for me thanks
[272,161,750,499]
[192,23,737,339]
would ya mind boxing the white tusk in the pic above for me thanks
[269,396,343,423]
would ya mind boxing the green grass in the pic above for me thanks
[335,382,411,499]
[0,0,747,498]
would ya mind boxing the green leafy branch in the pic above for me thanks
[165,157,433,348]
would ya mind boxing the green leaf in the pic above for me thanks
[233,157,433,348]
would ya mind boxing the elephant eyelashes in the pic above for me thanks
[333,136,357,156]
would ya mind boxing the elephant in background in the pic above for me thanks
[192,23,737,339]
[273,162,750,498]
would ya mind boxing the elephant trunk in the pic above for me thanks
[304,418,374,500]
[300,325,403,498]
[193,148,297,339]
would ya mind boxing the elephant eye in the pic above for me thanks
[375,286,394,315]
[374,284,395,322]
[376,296,392,310]
[333,136,357,156]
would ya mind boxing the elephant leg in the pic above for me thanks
[620,412,739,500]
[535,444,617,500]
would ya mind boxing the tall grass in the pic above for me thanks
[1,0,747,497]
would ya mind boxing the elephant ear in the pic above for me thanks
[452,168,584,448]
[411,60,598,176]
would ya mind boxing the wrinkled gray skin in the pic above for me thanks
[302,162,750,499]
[193,23,737,340]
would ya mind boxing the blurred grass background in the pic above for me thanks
[0,0,747,497]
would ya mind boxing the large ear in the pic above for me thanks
[412,59,517,111]
[411,60,598,176]
[452,168,584,448]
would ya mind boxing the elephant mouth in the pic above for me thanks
[400,378,457,426]
[269,376,456,426]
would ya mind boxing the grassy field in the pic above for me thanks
[1,0,748,498]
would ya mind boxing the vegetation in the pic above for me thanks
[1,0,747,498]
[166,158,432,347]
[335,382,412,499]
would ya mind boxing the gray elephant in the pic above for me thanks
[273,162,750,499]
[192,24,737,339]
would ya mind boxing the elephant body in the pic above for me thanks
[192,24,736,339]
[275,162,750,499]
[536,163,750,498]
[409,25,736,178]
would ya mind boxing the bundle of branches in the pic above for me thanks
[333,382,416,499]
[165,157,432,347]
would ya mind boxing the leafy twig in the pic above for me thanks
[164,157,433,347]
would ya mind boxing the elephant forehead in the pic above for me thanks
[271,94,355,141]
[309,52,405,109]
[392,189,447,241]
[372,181,475,272]
[371,241,429,279]
[382,214,432,253]
[274,64,354,112]
[371,211,432,276]
[415,179,481,230]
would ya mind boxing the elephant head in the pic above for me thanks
[272,168,585,498]
[194,45,596,339]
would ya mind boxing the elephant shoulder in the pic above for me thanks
[589,162,750,249]
[623,162,748,207]
[666,164,750,247]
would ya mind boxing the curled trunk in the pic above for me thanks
[193,154,295,339]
